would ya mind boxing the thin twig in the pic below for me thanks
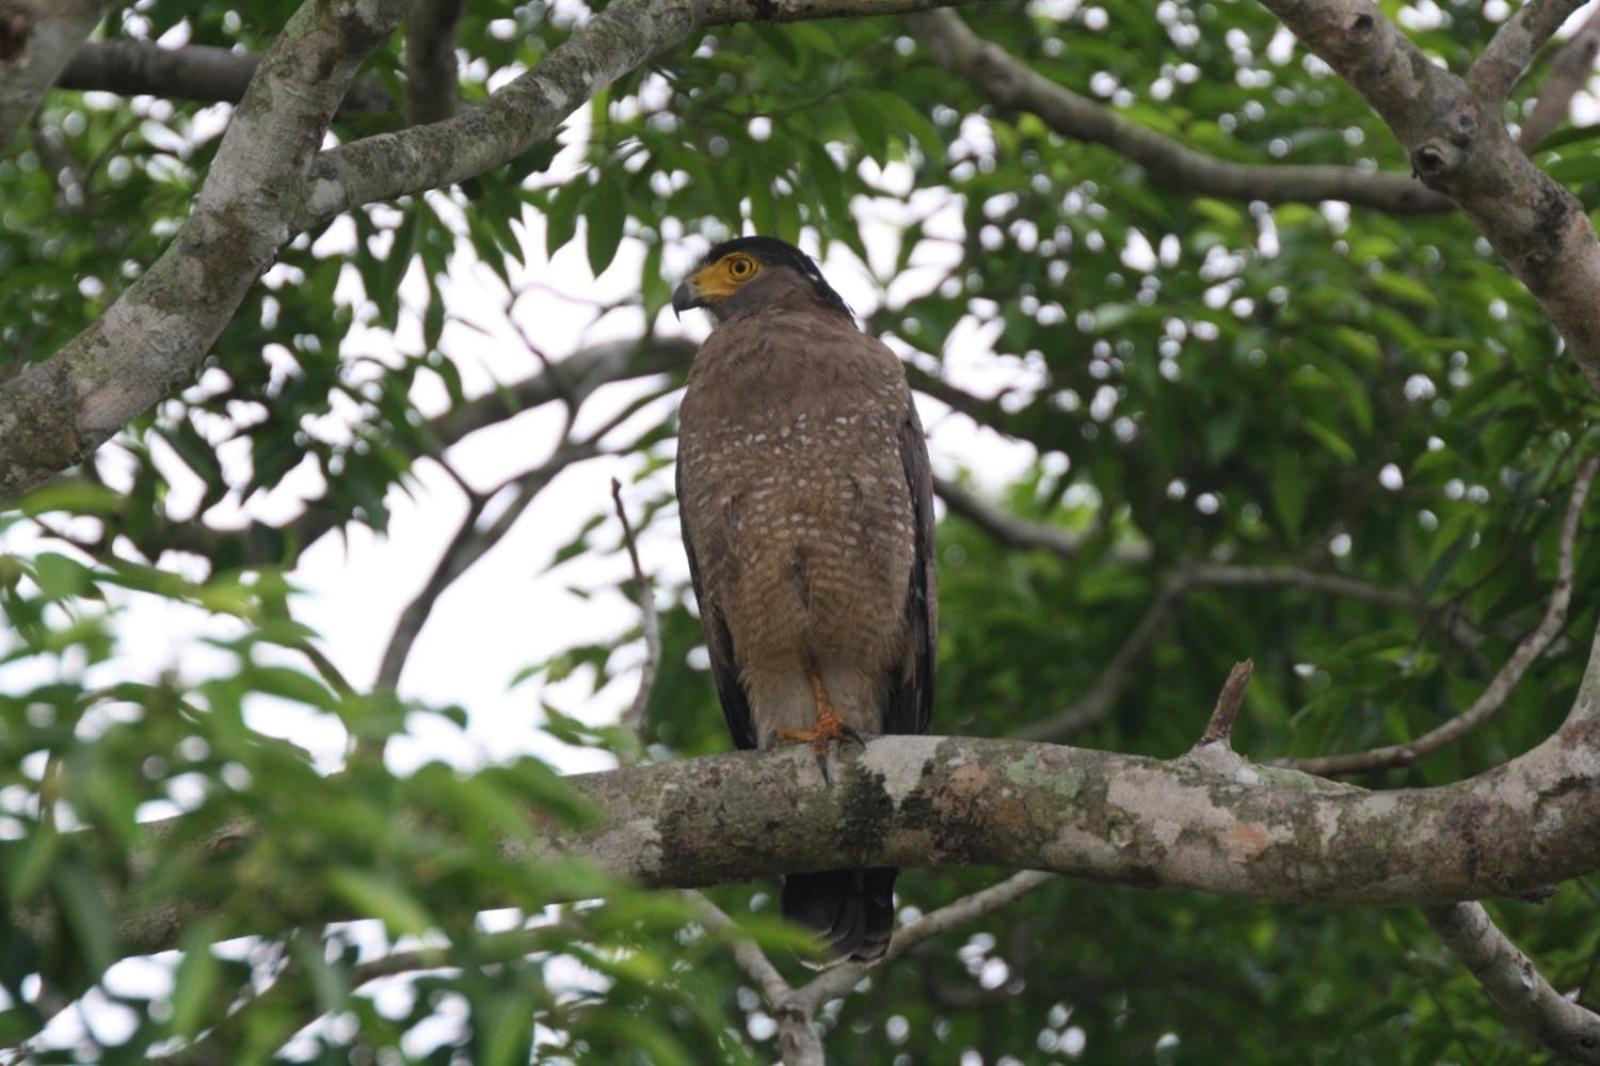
[1521,2,1600,149]
[1424,902,1600,1063]
[1013,578,1187,741]
[1286,457,1597,775]
[1469,0,1593,105]
[692,895,793,1006]
[611,478,660,754]
[788,871,1056,1014]
[357,442,605,766]
[374,491,490,694]
[1190,564,1483,651]
[1199,660,1254,747]
[697,872,1053,1065]
[692,895,821,1065]
[292,639,357,698]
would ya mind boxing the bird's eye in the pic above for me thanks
[728,257,754,278]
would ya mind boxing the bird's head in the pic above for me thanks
[672,236,852,322]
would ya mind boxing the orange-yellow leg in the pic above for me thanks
[777,669,863,777]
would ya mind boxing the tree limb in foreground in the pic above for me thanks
[21,635,1600,965]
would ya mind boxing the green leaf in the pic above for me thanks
[586,177,626,276]
[543,180,585,258]
[328,869,435,939]
[31,552,93,600]
[169,921,223,1038]
[18,481,122,517]
[1302,419,1358,464]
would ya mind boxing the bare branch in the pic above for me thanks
[1520,2,1600,149]
[374,442,602,692]
[1424,901,1600,1063]
[693,896,823,1065]
[790,871,1056,1013]
[1014,577,1186,742]
[906,9,1450,215]
[698,871,1054,1064]
[611,478,660,753]
[935,481,1479,651]
[57,39,394,113]
[1286,457,1597,776]
[0,0,106,151]
[1187,564,1482,650]
[427,338,693,449]
[374,490,489,693]
[1470,0,1592,105]
[934,475,1081,555]
[404,0,464,124]
[691,896,792,1007]
[1199,660,1254,747]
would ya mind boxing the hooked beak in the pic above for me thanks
[671,279,704,319]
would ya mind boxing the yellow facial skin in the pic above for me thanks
[678,252,762,309]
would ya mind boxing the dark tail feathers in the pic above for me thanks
[781,867,897,966]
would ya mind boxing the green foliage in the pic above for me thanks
[2,0,1600,1061]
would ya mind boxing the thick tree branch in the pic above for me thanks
[1469,0,1591,105]
[0,0,105,151]
[1253,0,1600,393]
[32,675,1600,964]
[1520,2,1600,150]
[56,39,394,113]
[293,0,984,229]
[0,0,990,506]
[906,9,1451,215]
[404,0,464,125]
[1425,901,1600,1063]
[0,0,405,505]
[1286,457,1596,775]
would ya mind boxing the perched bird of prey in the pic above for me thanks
[672,236,937,963]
